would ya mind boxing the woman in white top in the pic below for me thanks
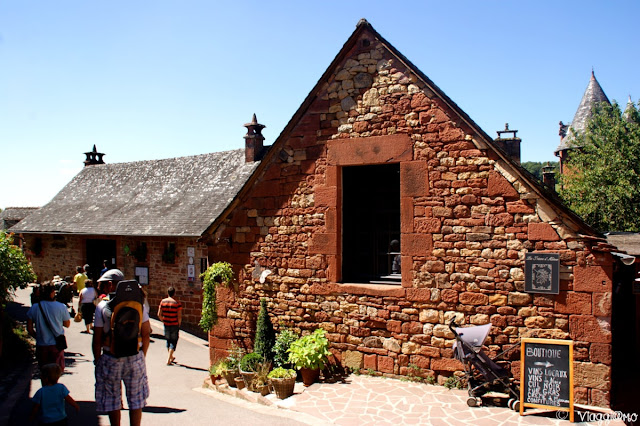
[77,279,97,333]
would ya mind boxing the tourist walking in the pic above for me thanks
[157,286,182,365]
[92,269,150,426]
[27,283,71,371]
[73,265,87,295]
[77,279,97,333]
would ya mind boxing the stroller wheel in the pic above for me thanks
[466,397,481,407]
[508,399,520,411]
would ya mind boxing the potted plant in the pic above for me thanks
[209,359,227,383]
[221,344,244,388]
[288,329,331,386]
[252,361,272,396]
[239,352,262,392]
[268,367,296,399]
[199,261,234,332]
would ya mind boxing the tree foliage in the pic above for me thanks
[521,161,559,182]
[559,101,640,232]
[0,231,36,304]
[254,298,276,362]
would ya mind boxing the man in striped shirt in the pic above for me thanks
[157,287,182,365]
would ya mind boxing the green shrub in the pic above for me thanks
[254,298,276,362]
[273,329,299,368]
[239,352,262,372]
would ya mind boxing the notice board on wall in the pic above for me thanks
[524,253,560,294]
[520,338,574,421]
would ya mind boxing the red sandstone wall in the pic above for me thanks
[207,33,613,407]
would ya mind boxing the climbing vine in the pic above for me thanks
[199,261,234,332]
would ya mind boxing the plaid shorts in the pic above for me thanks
[95,351,149,413]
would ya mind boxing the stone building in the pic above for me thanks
[1,207,38,231]
[10,20,638,410]
[10,144,260,333]
[197,20,636,409]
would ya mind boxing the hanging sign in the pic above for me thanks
[520,338,574,422]
[525,253,560,294]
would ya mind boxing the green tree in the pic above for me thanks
[254,298,275,362]
[0,231,36,304]
[522,161,559,182]
[559,101,640,232]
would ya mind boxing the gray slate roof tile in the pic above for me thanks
[11,149,258,237]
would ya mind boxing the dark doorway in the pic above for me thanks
[86,240,116,281]
[342,163,400,284]
[610,262,640,420]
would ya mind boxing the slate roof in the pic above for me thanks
[11,149,259,237]
[555,71,610,154]
[1,207,39,230]
[605,233,640,256]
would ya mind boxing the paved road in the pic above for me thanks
[7,287,305,426]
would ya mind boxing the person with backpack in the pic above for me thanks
[157,286,182,365]
[92,269,150,426]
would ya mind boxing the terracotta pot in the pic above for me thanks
[256,384,270,396]
[300,368,320,386]
[222,370,239,388]
[270,376,296,399]
[240,370,257,392]
[234,377,246,390]
[210,374,221,384]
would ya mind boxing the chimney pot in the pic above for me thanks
[83,145,105,166]
[494,124,521,164]
[244,114,266,162]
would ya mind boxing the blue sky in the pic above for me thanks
[1,1,639,208]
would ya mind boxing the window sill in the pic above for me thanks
[337,282,405,297]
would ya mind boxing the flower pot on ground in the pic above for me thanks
[234,377,246,390]
[221,344,244,388]
[300,367,320,386]
[251,360,272,395]
[256,384,270,396]
[268,367,296,399]
[239,352,262,392]
[288,329,331,387]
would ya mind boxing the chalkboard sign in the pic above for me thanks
[520,338,574,422]
[525,253,560,294]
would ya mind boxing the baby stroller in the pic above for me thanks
[449,320,520,410]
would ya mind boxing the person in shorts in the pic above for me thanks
[157,286,182,365]
[27,283,71,372]
[92,269,150,426]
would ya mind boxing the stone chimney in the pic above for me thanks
[542,162,556,190]
[83,145,105,166]
[493,123,521,164]
[244,114,266,163]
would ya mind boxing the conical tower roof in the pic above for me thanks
[623,96,638,123]
[555,71,610,154]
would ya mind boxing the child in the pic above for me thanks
[30,363,79,425]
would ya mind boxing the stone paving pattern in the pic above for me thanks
[207,374,624,425]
